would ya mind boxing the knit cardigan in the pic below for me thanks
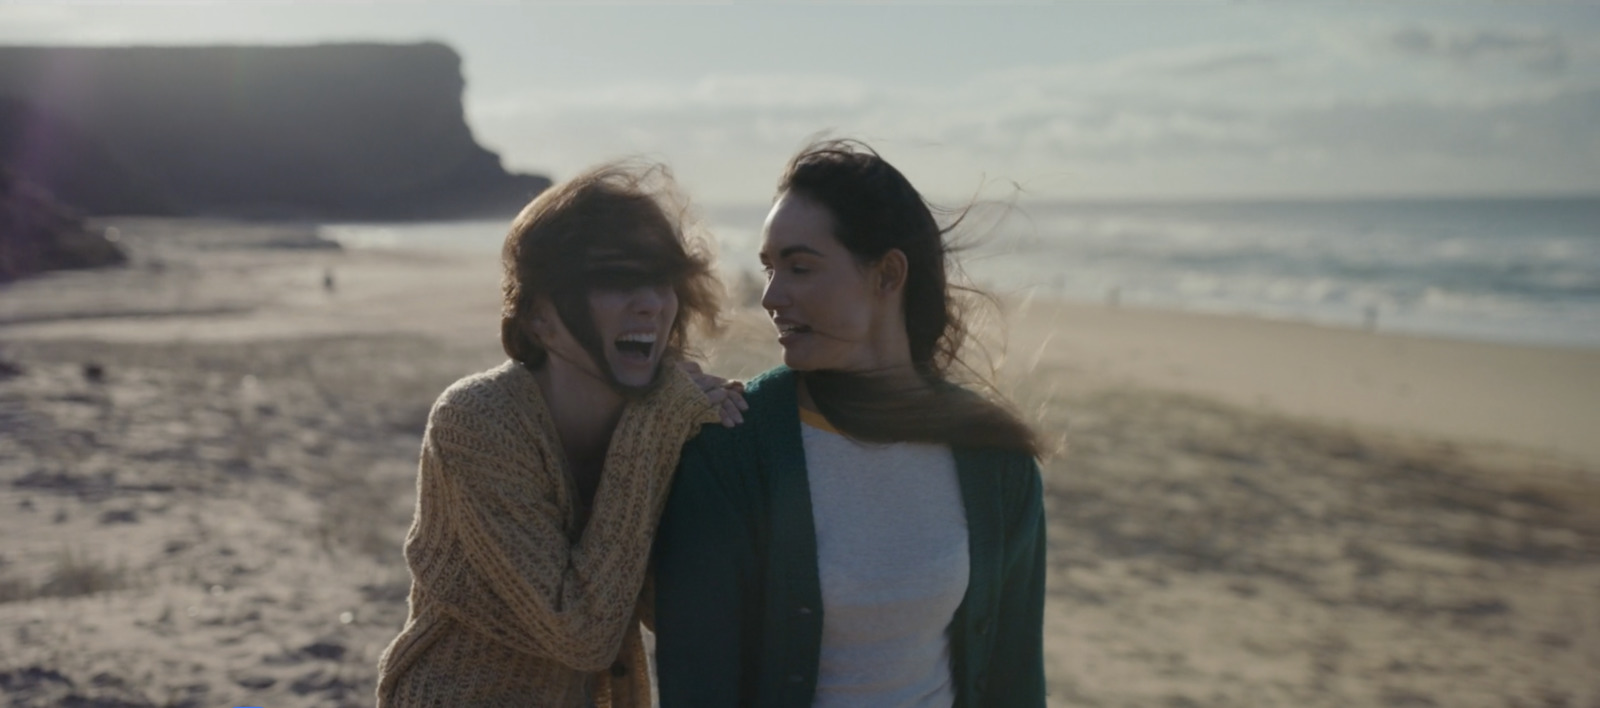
[653,366,1047,707]
[376,360,719,708]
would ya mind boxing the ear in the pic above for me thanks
[526,298,558,340]
[875,248,909,295]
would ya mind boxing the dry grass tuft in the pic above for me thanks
[35,548,129,600]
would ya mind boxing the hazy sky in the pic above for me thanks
[3,3,1597,205]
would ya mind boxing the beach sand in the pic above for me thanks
[0,218,1595,707]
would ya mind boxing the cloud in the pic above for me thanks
[1093,45,1288,79]
[1278,87,1600,159]
[1386,26,1570,74]
[474,73,873,117]
[473,22,1600,202]
[1166,51,1282,77]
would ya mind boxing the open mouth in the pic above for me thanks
[614,332,656,360]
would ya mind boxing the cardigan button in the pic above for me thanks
[977,619,991,635]
[788,673,804,684]
[796,606,812,616]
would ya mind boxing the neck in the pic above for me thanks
[858,312,920,382]
[532,358,626,462]
[799,359,926,415]
[872,303,916,367]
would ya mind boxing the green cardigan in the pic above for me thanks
[654,366,1046,707]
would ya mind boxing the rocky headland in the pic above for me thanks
[0,168,125,282]
[0,43,549,220]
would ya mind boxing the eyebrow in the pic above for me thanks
[763,244,825,260]
[587,258,649,270]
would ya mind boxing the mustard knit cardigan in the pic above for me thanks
[376,360,718,707]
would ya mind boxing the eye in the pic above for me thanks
[789,264,810,275]
[589,267,667,292]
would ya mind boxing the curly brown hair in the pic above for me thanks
[499,161,721,388]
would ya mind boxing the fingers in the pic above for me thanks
[683,361,747,426]
[723,382,748,412]
[701,382,747,427]
[690,372,727,394]
[718,394,744,427]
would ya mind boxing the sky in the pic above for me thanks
[2,3,1597,206]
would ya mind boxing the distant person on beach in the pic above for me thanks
[375,162,743,707]
[653,140,1047,706]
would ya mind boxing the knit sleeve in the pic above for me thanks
[407,369,717,672]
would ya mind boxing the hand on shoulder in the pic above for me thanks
[678,360,748,428]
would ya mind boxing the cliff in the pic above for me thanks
[0,168,125,282]
[0,43,550,220]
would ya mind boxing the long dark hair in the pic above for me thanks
[500,162,720,391]
[778,139,1040,457]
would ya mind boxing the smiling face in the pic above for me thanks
[759,191,909,373]
[585,257,680,388]
[500,161,722,395]
[533,251,681,391]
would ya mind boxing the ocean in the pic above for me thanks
[320,196,1600,349]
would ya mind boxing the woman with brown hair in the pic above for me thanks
[654,140,1046,707]
[375,162,742,707]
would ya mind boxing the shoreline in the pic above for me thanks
[1008,291,1600,353]
[5,232,1598,467]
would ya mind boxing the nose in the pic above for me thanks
[631,284,670,314]
[759,274,785,313]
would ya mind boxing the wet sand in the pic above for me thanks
[0,218,1595,707]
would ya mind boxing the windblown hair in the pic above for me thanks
[500,162,720,390]
[778,139,1040,457]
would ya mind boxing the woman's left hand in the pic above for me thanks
[680,361,747,427]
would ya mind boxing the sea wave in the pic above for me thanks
[316,197,1600,348]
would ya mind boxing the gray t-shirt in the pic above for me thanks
[801,410,969,708]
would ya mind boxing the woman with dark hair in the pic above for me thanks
[376,162,743,708]
[654,140,1046,707]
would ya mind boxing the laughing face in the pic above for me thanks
[535,253,680,391]
[759,191,898,373]
[586,260,680,389]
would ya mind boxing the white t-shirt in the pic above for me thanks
[800,409,970,708]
